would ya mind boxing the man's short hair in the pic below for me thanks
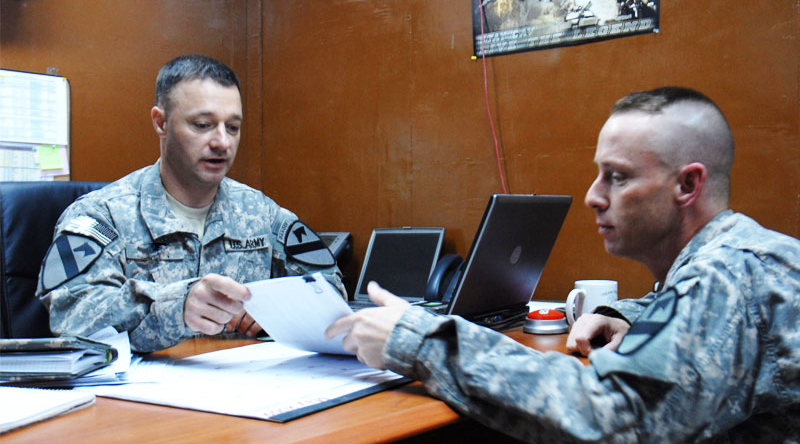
[611,87,735,204]
[154,54,240,113]
[611,87,723,115]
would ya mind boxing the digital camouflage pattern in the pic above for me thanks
[0,336,118,382]
[384,211,800,443]
[37,162,344,353]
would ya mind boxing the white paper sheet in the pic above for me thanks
[244,273,354,355]
[0,386,94,434]
[89,326,132,375]
[81,342,407,422]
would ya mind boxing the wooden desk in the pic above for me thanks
[1,329,583,443]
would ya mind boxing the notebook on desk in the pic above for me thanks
[442,194,572,328]
[348,227,445,310]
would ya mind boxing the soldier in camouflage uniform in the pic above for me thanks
[37,55,343,353]
[327,87,800,442]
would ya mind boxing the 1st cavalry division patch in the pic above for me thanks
[617,288,679,355]
[40,216,117,291]
[283,220,336,267]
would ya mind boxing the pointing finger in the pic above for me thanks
[325,314,355,339]
[367,281,410,307]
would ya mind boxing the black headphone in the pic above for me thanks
[425,254,465,303]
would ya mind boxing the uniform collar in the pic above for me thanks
[663,209,735,286]
[140,160,230,244]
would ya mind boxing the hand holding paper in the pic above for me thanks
[325,282,411,369]
[243,273,353,355]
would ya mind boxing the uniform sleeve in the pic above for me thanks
[595,291,658,323]
[267,208,346,298]
[384,307,642,443]
[385,259,765,444]
[37,205,196,353]
[590,262,767,442]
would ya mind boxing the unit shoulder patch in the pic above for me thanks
[617,288,679,355]
[283,221,335,267]
[40,216,116,292]
[41,234,104,291]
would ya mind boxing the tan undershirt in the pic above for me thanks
[165,191,212,239]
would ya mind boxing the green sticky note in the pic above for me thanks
[37,145,64,170]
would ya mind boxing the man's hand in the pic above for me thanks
[185,273,261,336]
[226,310,262,337]
[566,313,631,357]
[325,282,411,369]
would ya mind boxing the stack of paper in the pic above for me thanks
[0,337,117,382]
[83,341,408,422]
[0,386,94,434]
[0,327,133,387]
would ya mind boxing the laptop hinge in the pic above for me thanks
[470,304,529,330]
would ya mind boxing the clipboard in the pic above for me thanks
[0,336,117,383]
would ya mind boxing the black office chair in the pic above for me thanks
[0,181,107,338]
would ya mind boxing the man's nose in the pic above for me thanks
[210,124,233,149]
[584,177,608,211]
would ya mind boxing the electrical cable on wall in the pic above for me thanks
[477,3,510,194]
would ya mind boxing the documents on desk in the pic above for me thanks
[3,278,407,422]
[69,283,405,422]
[0,337,114,382]
[0,328,127,433]
[0,386,95,434]
[244,272,354,355]
[81,341,409,422]
[0,327,133,388]
[0,326,131,386]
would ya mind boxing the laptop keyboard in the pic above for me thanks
[348,300,448,314]
[347,300,378,311]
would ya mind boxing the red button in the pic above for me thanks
[528,309,565,320]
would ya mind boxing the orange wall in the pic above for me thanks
[2,0,798,300]
[0,0,260,184]
[257,1,799,298]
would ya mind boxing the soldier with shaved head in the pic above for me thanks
[327,87,800,443]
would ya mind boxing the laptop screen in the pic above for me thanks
[447,194,571,326]
[354,227,444,302]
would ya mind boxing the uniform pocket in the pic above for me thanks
[125,243,189,284]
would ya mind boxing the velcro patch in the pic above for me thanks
[273,209,296,245]
[41,234,104,291]
[62,215,117,246]
[617,288,679,355]
[284,221,335,267]
[225,236,270,252]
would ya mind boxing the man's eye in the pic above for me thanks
[611,172,627,183]
[227,125,240,134]
[193,122,211,130]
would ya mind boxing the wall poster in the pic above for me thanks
[472,0,659,57]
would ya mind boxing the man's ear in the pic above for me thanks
[675,162,707,208]
[151,106,167,135]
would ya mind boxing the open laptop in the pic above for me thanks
[348,227,445,310]
[441,194,572,328]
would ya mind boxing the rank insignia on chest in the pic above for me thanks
[283,220,335,267]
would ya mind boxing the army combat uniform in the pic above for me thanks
[383,211,800,443]
[37,162,344,353]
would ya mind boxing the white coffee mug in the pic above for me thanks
[565,280,618,326]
